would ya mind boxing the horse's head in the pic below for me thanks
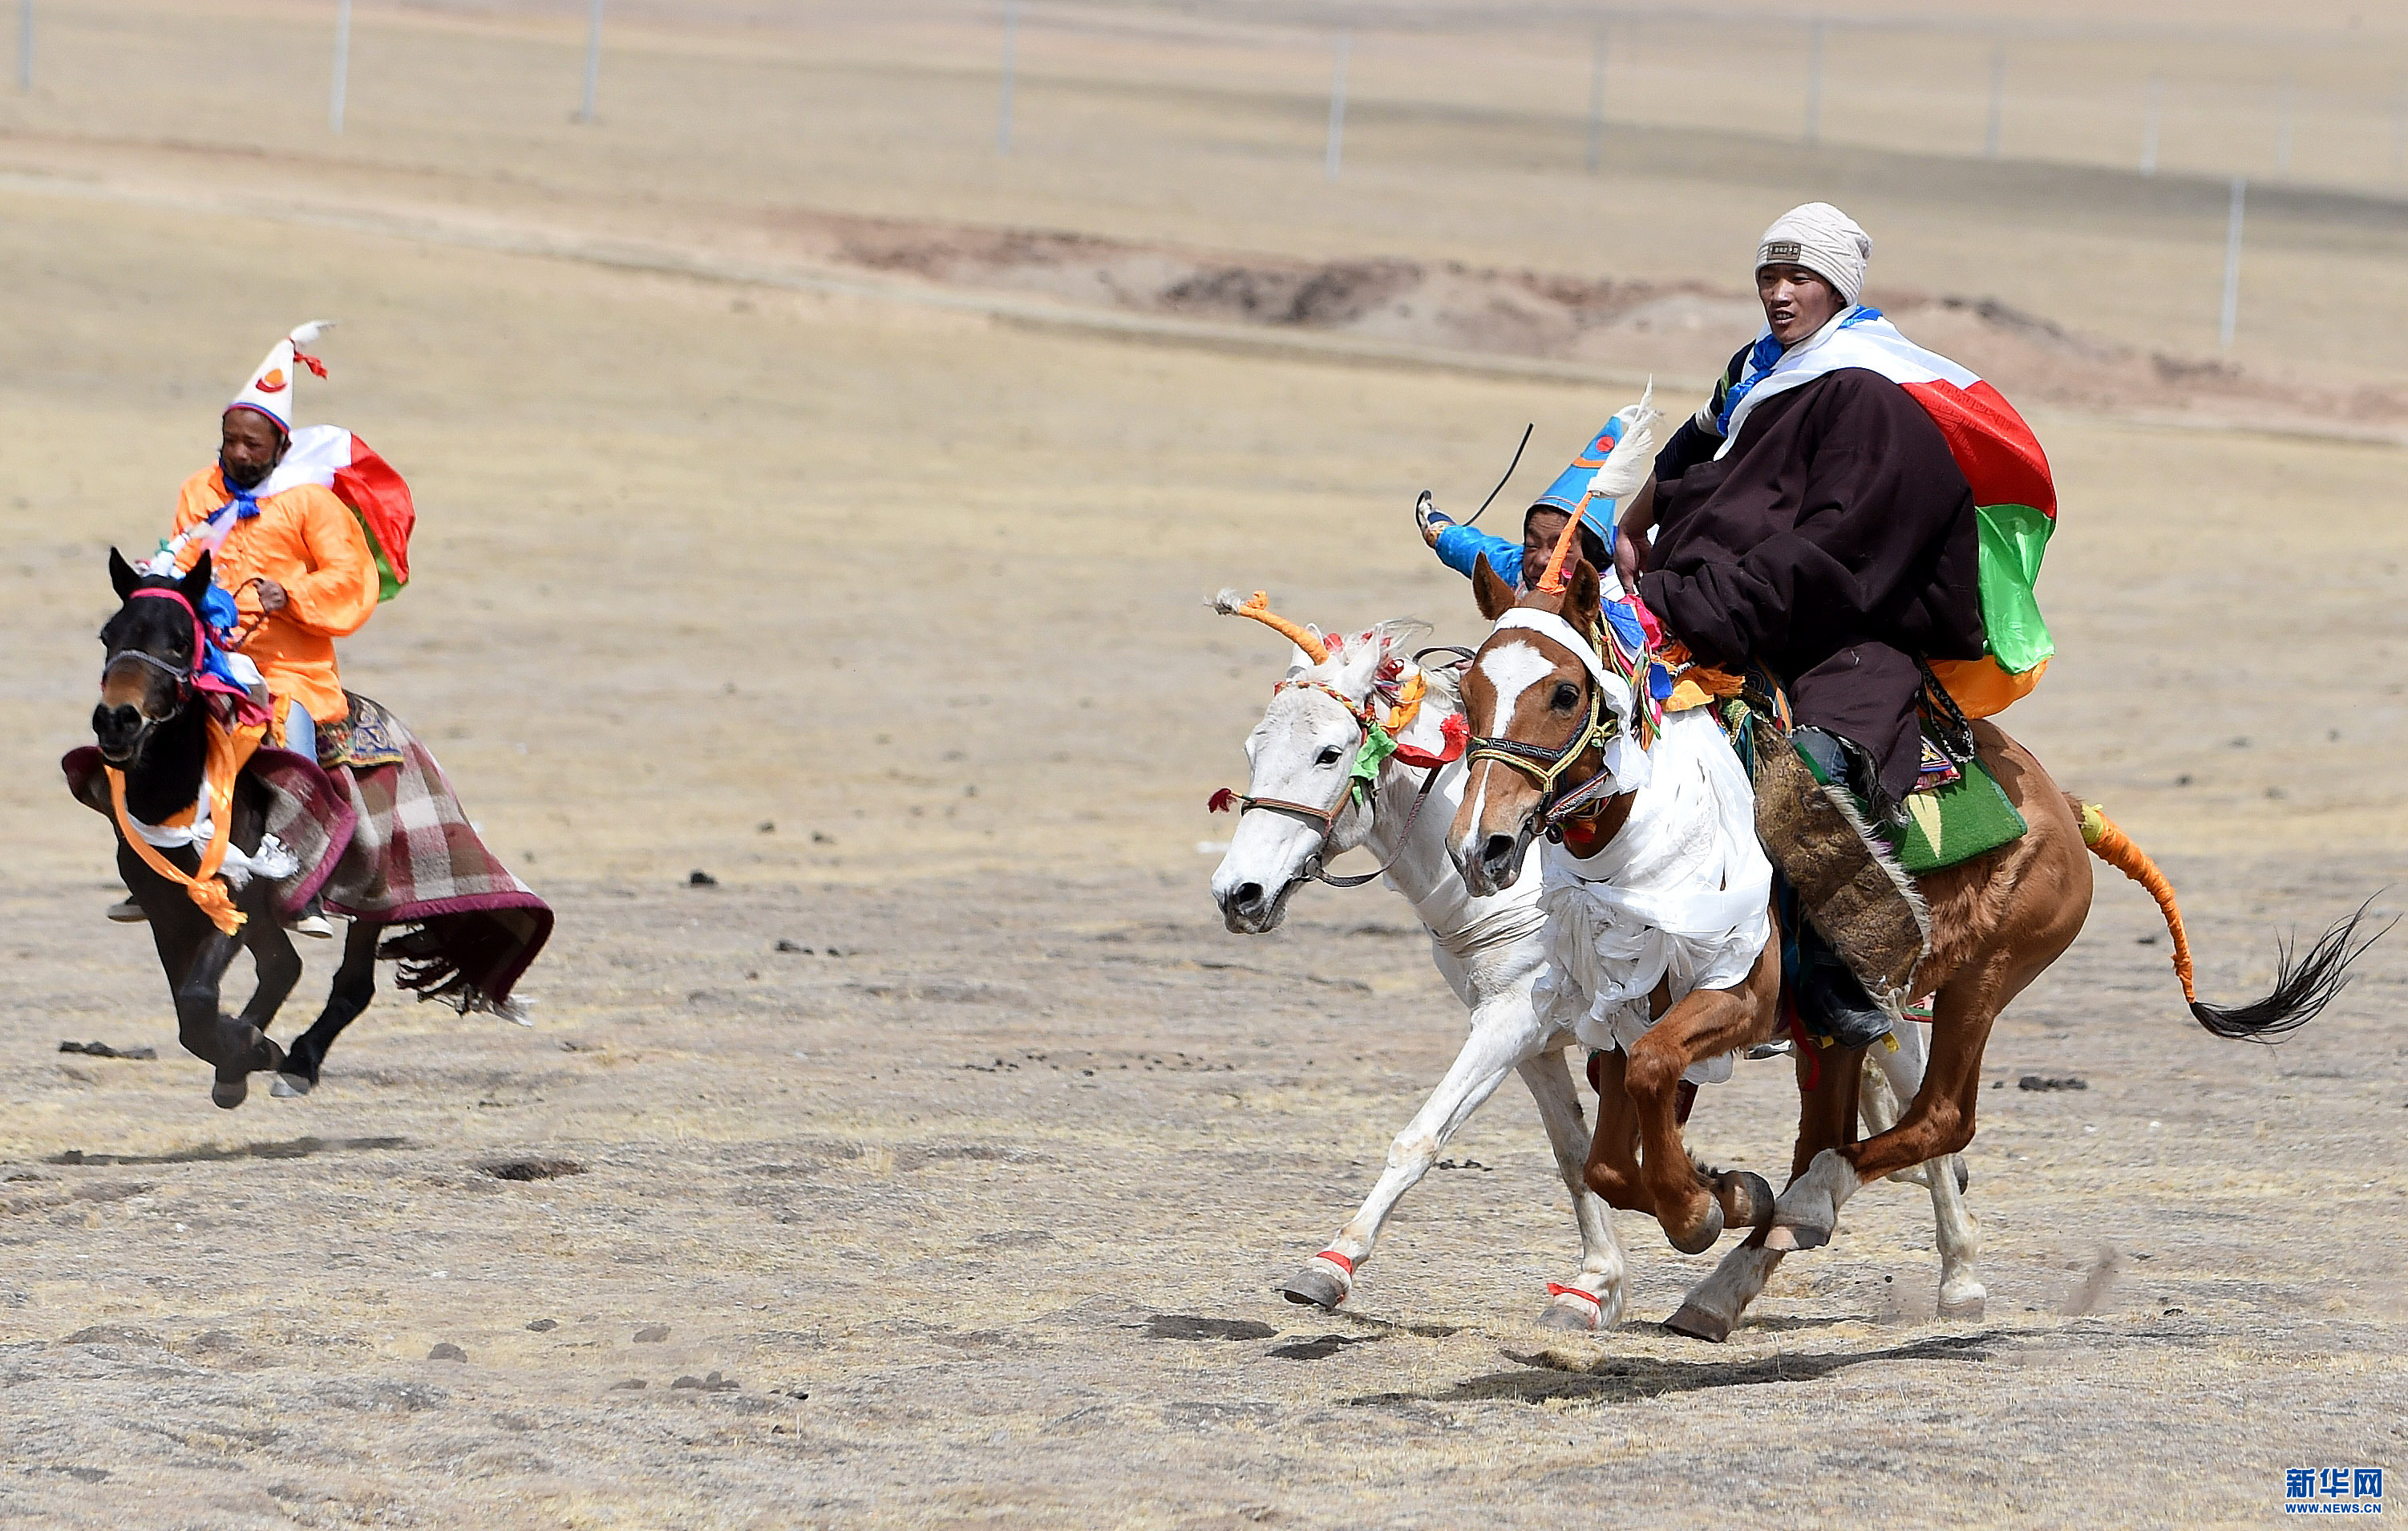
[95,548,213,766]
[1208,597,1456,934]
[1450,552,1621,897]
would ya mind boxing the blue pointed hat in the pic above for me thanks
[1530,415,1629,545]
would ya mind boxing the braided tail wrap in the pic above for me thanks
[2076,801,2196,1002]
[2075,797,2384,1040]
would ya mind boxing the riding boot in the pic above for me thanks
[1750,723,1929,1019]
[285,895,336,939]
[1794,921,1896,1050]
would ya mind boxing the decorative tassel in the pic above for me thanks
[1208,589,1329,664]
[2080,803,2197,1002]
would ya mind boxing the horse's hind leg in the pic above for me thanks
[1771,955,2023,1251]
[1868,1027,1985,1318]
[273,920,377,1100]
[1517,1044,1627,1331]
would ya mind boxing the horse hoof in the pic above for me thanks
[210,1076,249,1110]
[1954,1160,1971,1194]
[1716,1169,1776,1229]
[1760,1221,1829,1254]
[269,1073,314,1099]
[1937,1287,1987,1320]
[1665,1200,1725,1256]
[1664,1302,1733,1343]
[1536,1295,1601,1332]
[1280,1266,1348,1310]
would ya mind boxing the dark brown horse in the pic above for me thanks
[90,550,382,1108]
[1449,555,2378,1338]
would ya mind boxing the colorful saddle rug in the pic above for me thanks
[1669,658,2026,875]
[64,693,550,1016]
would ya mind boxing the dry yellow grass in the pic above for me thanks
[0,3,2400,1525]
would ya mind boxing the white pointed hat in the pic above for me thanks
[227,321,334,435]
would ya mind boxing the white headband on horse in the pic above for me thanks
[1490,606,1651,796]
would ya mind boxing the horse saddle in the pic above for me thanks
[1719,665,2029,1012]
[314,691,407,772]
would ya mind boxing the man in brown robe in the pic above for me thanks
[1617,202,1985,1045]
[1622,209,1982,812]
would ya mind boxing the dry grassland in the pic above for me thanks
[0,3,2402,1526]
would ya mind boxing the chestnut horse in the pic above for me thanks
[1450,554,2376,1338]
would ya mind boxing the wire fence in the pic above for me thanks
[3,1,2405,363]
[11,2,2402,191]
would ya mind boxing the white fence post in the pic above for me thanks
[1585,26,1607,174]
[577,0,602,124]
[997,0,1018,155]
[2219,176,2245,350]
[1325,31,1348,180]
[2275,75,2293,177]
[2394,77,2406,176]
[330,0,352,133]
[1984,44,2005,160]
[1803,18,1825,146]
[2141,73,2161,176]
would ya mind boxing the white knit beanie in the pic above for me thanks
[1756,203,1872,303]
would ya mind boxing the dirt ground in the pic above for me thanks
[2,3,2405,1527]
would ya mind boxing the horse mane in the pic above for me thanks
[1316,618,1454,712]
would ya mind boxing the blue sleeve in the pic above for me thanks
[1433,525,1521,587]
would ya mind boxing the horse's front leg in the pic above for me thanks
[240,914,303,1035]
[168,923,285,1110]
[1281,990,1544,1311]
[1625,938,1783,1255]
[1667,1022,1859,1341]
[1516,1043,1627,1331]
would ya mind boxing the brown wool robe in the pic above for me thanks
[1637,366,1985,804]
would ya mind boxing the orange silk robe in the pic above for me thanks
[172,468,378,725]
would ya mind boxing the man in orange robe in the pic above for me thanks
[111,324,376,932]
[168,414,378,753]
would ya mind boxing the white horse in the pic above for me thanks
[1206,595,1987,1337]
[1209,607,1625,1330]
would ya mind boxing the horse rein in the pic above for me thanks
[1232,675,1449,890]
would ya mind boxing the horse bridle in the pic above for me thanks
[1463,620,1624,837]
[99,588,207,751]
[1234,670,1451,891]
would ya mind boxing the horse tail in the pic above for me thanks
[2070,796,2387,1040]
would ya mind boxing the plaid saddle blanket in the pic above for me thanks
[65,691,551,1016]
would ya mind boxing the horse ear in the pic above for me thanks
[1564,558,1602,625]
[179,553,213,610]
[1472,555,1516,621]
[107,547,140,600]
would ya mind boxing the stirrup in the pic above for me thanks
[106,897,148,925]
